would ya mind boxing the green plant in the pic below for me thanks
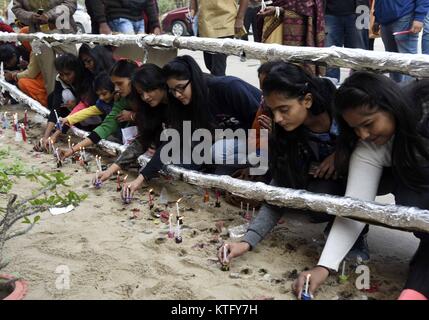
[0,151,87,270]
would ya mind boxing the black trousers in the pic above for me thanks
[203,51,227,76]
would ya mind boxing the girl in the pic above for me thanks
[59,60,139,159]
[37,53,94,152]
[78,44,115,77]
[123,55,261,198]
[293,73,429,300]
[218,62,369,266]
[46,46,116,143]
[96,64,170,182]
[61,72,116,132]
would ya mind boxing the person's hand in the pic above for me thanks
[292,266,330,300]
[372,22,381,35]
[116,110,136,122]
[96,168,116,183]
[232,167,251,180]
[234,17,245,35]
[411,20,423,34]
[59,148,74,161]
[31,13,42,23]
[257,6,276,17]
[258,114,272,132]
[60,117,70,127]
[38,14,49,24]
[314,153,336,179]
[217,242,250,264]
[122,175,145,200]
[99,22,112,35]
[42,137,51,152]
[4,71,17,82]
[152,27,161,35]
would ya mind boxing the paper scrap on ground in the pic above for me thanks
[49,205,75,216]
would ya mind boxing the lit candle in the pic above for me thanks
[123,175,128,187]
[20,123,27,142]
[116,171,121,191]
[48,137,52,153]
[223,244,228,263]
[54,110,61,130]
[176,198,182,218]
[148,188,154,208]
[55,147,61,162]
[68,136,71,149]
[82,147,86,161]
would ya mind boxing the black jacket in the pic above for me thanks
[325,0,370,16]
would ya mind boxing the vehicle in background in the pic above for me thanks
[6,1,92,34]
[161,7,193,37]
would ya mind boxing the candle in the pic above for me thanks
[68,136,71,149]
[54,110,61,130]
[116,171,121,191]
[48,137,52,153]
[252,207,255,218]
[246,203,249,215]
[82,147,86,161]
[223,244,228,263]
[168,213,174,238]
[304,274,310,295]
[175,217,183,243]
[342,261,345,277]
[176,198,182,218]
[39,138,43,148]
[95,170,99,181]
[55,147,61,162]
[148,188,154,208]
[20,124,27,142]
[24,110,28,129]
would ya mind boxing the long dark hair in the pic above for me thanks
[54,53,95,103]
[262,62,336,188]
[162,55,215,132]
[78,44,115,75]
[131,64,168,151]
[335,72,429,191]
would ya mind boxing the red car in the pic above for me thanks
[161,7,193,36]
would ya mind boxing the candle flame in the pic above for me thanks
[149,188,153,193]
[176,198,182,203]
[123,175,128,180]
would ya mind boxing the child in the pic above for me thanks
[59,60,139,159]
[293,73,429,300]
[60,72,116,131]
[36,54,94,152]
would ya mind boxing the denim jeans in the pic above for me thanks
[380,13,418,82]
[108,18,145,34]
[422,12,429,55]
[325,14,367,81]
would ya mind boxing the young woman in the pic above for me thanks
[96,63,170,182]
[38,53,95,151]
[78,44,115,77]
[123,55,261,198]
[293,73,429,300]
[59,59,139,159]
[218,62,371,265]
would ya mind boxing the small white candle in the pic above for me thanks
[223,244,228,263]
[342,261,346,277]
[176,218,181,237]
[55,148,60,161]
[304,274,311,295]
[68,136,71,149]
[176,198,182,217]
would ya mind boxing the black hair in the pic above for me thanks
[0,44,19,68]
[162,55,215,132]
[79,44,115,75]
[257,60,284,77]
[131,64,168,151]
[262,62,336,188]
[335,72,429,191]
[54,53,96,104]
[109,59,138,78]
[93,72,115,93]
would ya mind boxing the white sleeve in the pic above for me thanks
[317,140,392,271]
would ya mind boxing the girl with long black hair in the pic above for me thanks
[294,73,429,300]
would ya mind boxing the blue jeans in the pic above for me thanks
[381,13,418,82]
[325,14,367,81]
[423,12,429,55]
[108,18,145,34]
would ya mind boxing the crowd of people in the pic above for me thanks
[1,0,429,300]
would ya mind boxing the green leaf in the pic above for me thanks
[22,217,31,224]
[33,216,41,224]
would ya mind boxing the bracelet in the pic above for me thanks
[130,112,136,121]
